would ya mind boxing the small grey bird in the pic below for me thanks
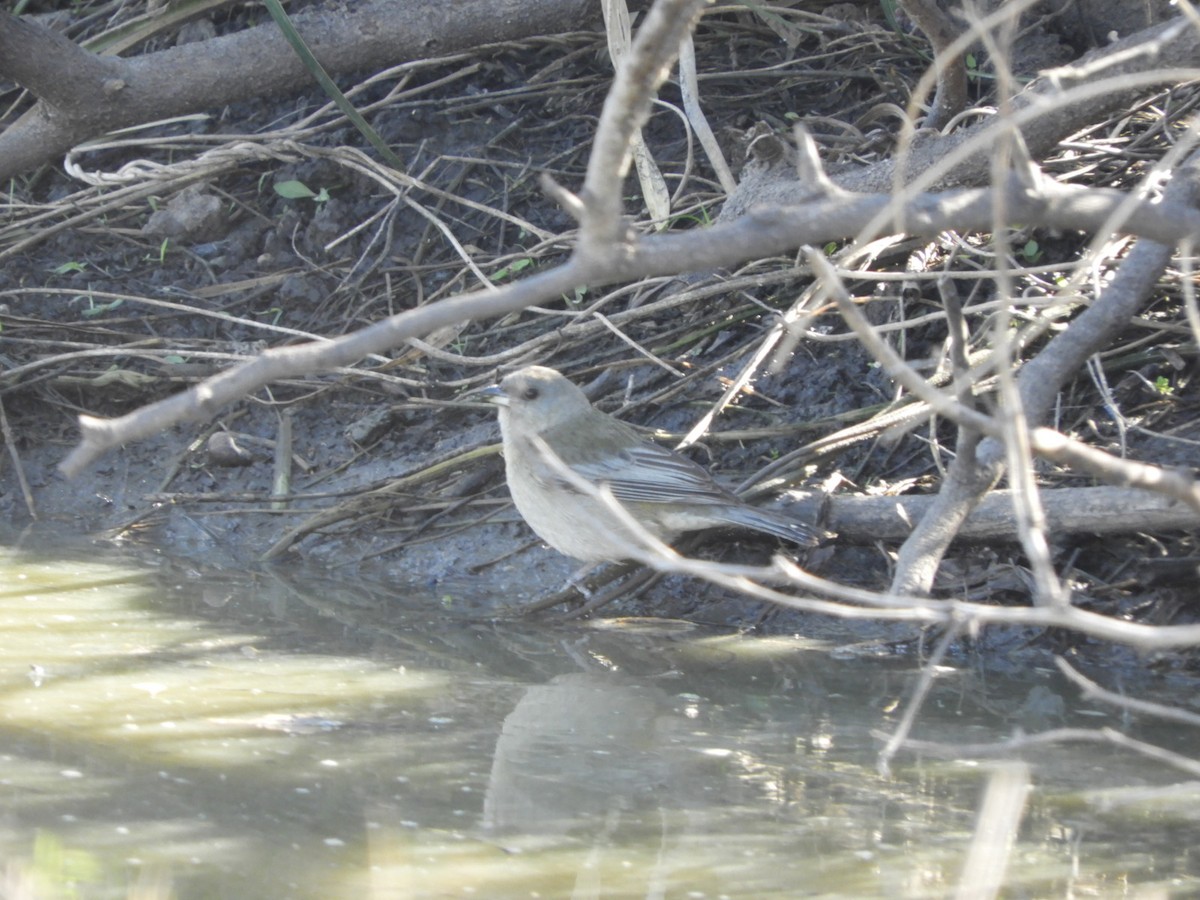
[484,365,824,563]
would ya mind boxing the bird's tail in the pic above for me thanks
[711,506,827,548]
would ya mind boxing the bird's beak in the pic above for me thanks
[480,385,508,407]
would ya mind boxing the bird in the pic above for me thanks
[483,365,825,563]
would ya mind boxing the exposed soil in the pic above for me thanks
[2,1,1199,664]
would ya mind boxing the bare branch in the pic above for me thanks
[1056,657,1200,728]
[826,486,1200,543]
[59,262,591,477]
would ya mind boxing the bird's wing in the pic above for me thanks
[570,443,735,506]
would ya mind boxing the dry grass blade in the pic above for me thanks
[601,0,672,226]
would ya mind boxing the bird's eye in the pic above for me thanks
[521,386,539,401]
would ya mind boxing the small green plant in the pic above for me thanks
[1154,375,1174,396]
[146,237,170,264]
[51,261,86,275]
[1020,238,1042,262]
[492,257,533,281]
[253,306,285,325]
[274,179,330,206]
[667,205,713,229]
[81,298,124,318]
[563,285,588,307]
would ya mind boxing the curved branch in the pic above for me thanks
[579,0,709,245]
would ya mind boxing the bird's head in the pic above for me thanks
[483,365,592,434]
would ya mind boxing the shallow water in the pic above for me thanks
[0,536,1197,898]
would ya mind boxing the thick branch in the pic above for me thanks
[827,486,1200,542]
[0,13,123,110]
[636,174,1200,269]
[896,0,968,130]
[0,0,601,183]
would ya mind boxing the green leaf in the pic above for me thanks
[562,285,588,306]
[52,261,86,274]
[493,257,533,281]
[274,180,317,200]
[81,299,123,318]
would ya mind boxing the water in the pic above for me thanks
[0,537,1197,898]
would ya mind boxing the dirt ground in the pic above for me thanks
[2,0,1199,666]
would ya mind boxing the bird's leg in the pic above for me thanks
[563,561,605,598]
[507,561,638,615]
[560,568,661,620]
[503,562,607,615]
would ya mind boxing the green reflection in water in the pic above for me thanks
[0,540,1196,898]
[0,544,460,898]
[0,551,448,770]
